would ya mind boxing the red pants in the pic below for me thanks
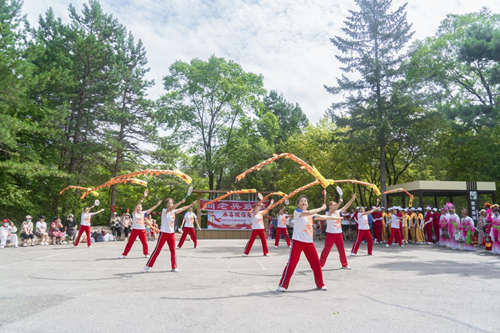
[387,228,402,246]
[275,227,290,247]
[433,221,440,243]
[351,229,373,254]
[178,227,197,248]
[146,232,176,269]
[244,229,269,255]
[320,233,348,267]
[74,225,91,247]
[373,221,382,242]
[425,223,433,243]
[279,240,324,289]
[122,229,149,256]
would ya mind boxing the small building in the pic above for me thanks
[386,181,497,221]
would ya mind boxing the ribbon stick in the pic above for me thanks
[80,178,147,200]
[383,188,414,206]
[201,189,257,210]
[263,180,322,213]
[59,186,98,197]
[332,179,381,196]
[235,153,330,188]
[110,169,192,185]
[249,191,287,212]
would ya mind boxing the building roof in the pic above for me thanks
[387,181,496,192]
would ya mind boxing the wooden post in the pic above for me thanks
[197,192,202,228]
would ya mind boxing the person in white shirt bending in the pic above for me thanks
[74,206,104,248]
[177,205,201,249]
[120,194,162,258]
[278,196,344,292]
[142,198,193,273]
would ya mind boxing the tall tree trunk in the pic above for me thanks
[110,121,125,225]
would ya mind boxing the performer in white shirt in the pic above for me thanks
[278,196,344,292]
[244,201,272,256]
[351,203,379,255]
[120,193,161,258]
[74,206,104,248]
[275,207,291,248]
[0,219,18,249]
[177,205,201,249]
[142,198,193,273]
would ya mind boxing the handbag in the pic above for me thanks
[470,233,479,245]
[454,231,463,242]
[442,227,449,238]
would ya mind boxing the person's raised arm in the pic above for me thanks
[91,209,105,216]
[362,199,380,216]
[166,199,186,213]
[146,200,163,215]
[315,215,343,221]
[330,199,343,214]
[175,202,195,215]
[340,194,356,213]
[300,204,327,217]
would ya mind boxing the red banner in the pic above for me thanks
[201,200,269,229]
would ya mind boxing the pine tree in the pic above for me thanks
[326,0,414,205]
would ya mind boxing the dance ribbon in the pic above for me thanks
[263,180,322,213]
[110,169,192,184]
[235,153,330,188]
[333,179,382,196]
[59,186,98,197]
[201,189,257,210]
[80,178,147,200]
[249,191,287,212]
[383,188,414,206]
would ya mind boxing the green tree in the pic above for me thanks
[325,0,414,205]
[157,56,265,190]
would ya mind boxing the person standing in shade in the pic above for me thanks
[386,207,404,247]
[351,203,379,256]
[121,213,131,242]
[438,207,449,247]
[74,206,105,248]
[64,214,78,242]
[446,203,460,250]
[415,208,425,244]
[278,196,344,292]
[178,205,201,249]
[401,208,409,245]
[372,207,383,244]
[142,199,193,273]
[120,194,162,258]
[460,208,475,251]
[275,207,291,248]
[432,208,441,244]
[320,194,356,269]
[424,206,434,244]
[477,209,487,246]
[488,204,500,255]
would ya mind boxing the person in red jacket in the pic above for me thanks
[432,207,441,244]
[371,208,383,244]
[424,206,434,244]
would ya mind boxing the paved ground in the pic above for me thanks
[1,238,499,333]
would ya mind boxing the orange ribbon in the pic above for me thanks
[201,189,257,210]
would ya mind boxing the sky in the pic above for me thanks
[23,0,500,123]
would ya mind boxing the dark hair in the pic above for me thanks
[165,198,175,205]
[328,201,337,206]
[296,195,308,206]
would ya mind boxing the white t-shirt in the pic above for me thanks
[389,214,400,229]
[36,221,47,232]
[251,211,264,230]
[325,209,342,234]
[341,213,350,226]
[292,209,315,243]
[81,213,93,226]
[357,214,370,230]
[161,208,177,233]
[277,214,287,228]
[132,212,147,230]
[184,212,197,228]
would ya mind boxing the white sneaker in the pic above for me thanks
[288,246,291,248]
[88,246,92,249]
[14,245,18,248]
[23,243,27,247]
[0,246,4,249]
[72,245,76,248]
[176,247,180,249]
[242,254,248,256]
[386,244,389,247]
[145,255,150,258]
[142,266,150,273]
[172,268,179,272]
[350,253,356,256]
[194,246,198,249]
[275,246,278,248]
[341,266,351,270]
[427,242,433,245]
[400,245,404,247]
[320,286,328,291]
[119,255,126,259]
[264,253,269,257]
[278,287,287,292]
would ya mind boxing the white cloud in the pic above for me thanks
[23,0,500,123]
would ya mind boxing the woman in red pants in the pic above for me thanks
[243,201,273,256]
[177,205,201,249]
[350,204,379,256]
[278,196,344,292]
[386,207,404,247]
[275,207,291,248]
[142,199,193,273]
[119,194,162,259]
[320,193,356,269]
[73,206,104,248]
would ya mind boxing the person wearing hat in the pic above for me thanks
[386,207,393,240]
[380,207,388,243]
[439,207,449,247]
[74,205,105,248]
[20,215,35,246]
[401,208,410,244]
[320,194,356,269]
[432,207,441,244]
[386,207,403,247]
[372,206,383,244]
[415,208,425,244]
[121,213,132,241]
[477,209,488,246]
[460,208,475,251]
[445,203,460,250]
[35,215,49,246]
[110,212,123,241]
[487,204,500,254]
[351,202,379,256]
[408,208,416,243]
[63,214,78,242]
[0,219,18,249]
[424,206,434,244]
